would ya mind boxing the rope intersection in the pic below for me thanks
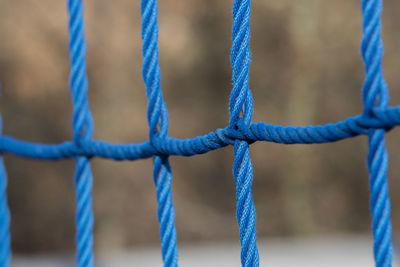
[0,107,399,161]
[0,0,396,266]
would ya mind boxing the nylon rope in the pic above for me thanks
[230,0,259,266]
[141,0,178,266]
[0,116,10,267]
[361,0,393,266]
[0,1,397,267]
[68,0,95,266]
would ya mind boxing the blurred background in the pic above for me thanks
[1,0,400,265]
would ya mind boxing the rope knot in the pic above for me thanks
[148,132,170,157]
[357,107,394,132]
[225,119,256,144]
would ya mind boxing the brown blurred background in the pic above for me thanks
[0,0,400,255]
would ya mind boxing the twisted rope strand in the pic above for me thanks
[0,2,400,266]
[1,105,400,161]
[361,1,393,266]
[67,1,95,266]
[141,1,178,266]
[230,1,259,266]
[0,117,10,267]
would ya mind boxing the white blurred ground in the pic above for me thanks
[12,236,399,267]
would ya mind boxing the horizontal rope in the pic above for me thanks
[0,106,399,161]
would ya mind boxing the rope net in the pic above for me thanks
[0,0,397,266]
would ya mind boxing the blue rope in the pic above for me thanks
[0,117,10,267]
[0,1,398,266]
[230,0,259,266]
[141,0,178,266]
[67,0,95,266]
[1,106,400,160]
[361,1,393,266]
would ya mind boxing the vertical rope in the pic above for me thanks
[67,1,95,266]
[0,117,10,267]
[361,1,393,266]
[230,0,259,266]
[141,1,178,266]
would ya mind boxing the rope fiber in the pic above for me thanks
[0,0,397,266]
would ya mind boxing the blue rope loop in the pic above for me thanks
[67,0,95,266]
[141,0,178,266]
[361,0,393,266]
[0,116,10,267]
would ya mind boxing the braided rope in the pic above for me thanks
[0,117,10,267]
[68,0,95,266]
[230,1,259,266]
[0,1,398,267]
[361,1,393,266]
[1,106,400,161]
[141,1,178,266]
